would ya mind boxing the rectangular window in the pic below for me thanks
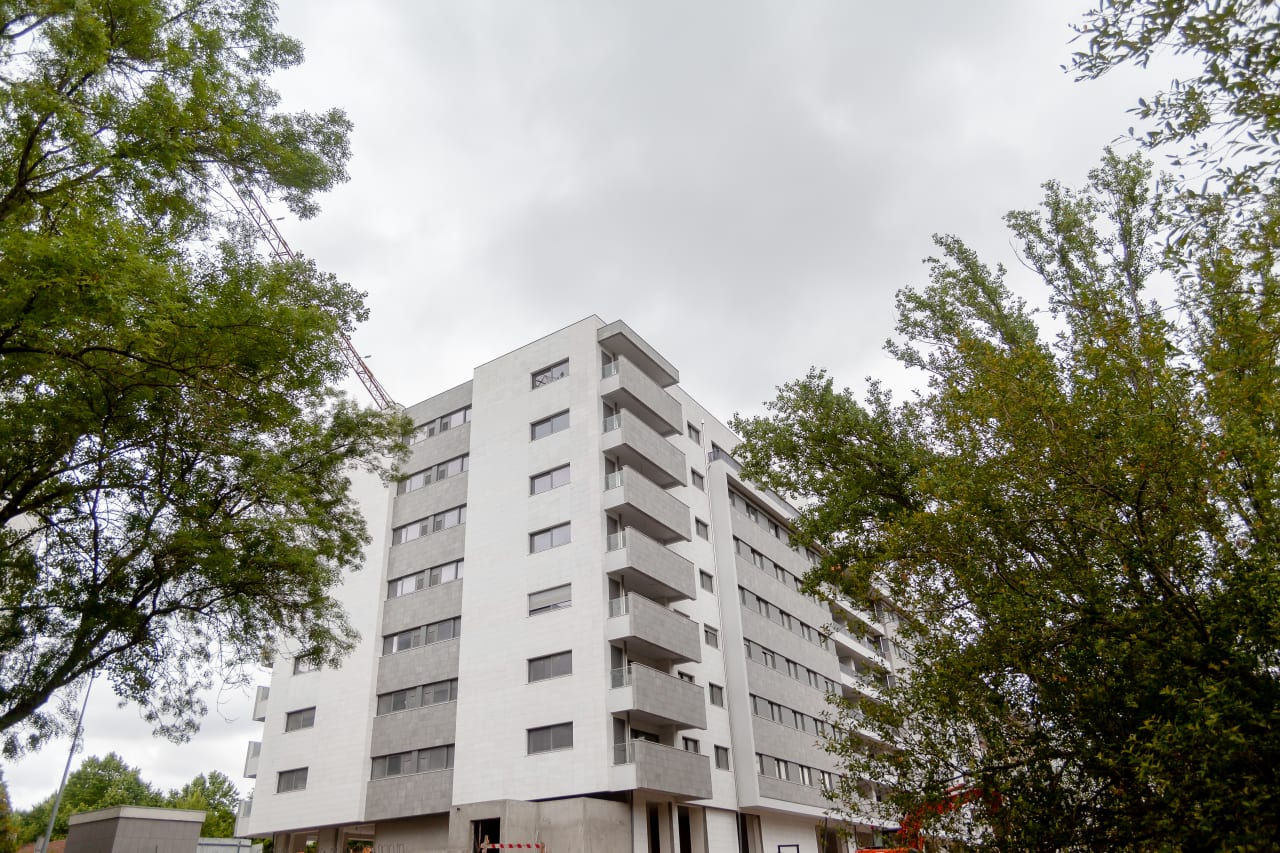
[690,470,705,491]
[410,406,471,444]
[682,737,700,753]
[396,454,469,495]
[530,522,571,553]
[532,359,569,388]
[695,519,709,539]
[699,571,714,593]
[528,583,571,615]
[715,745,731,770]
[687,422,701,444]
[531,410,570,440]
[292,656,319,675]
[381,617,460,655]
[387,559,463,598]
[678,671,695,683]
[527,722,573,754]
[284,707,315,732]
[708,683,724,707]
[371,746,454,779]
[276,768,308,793]
[704,626,719,648]
[530,464,571,495]
[391,505,467,545]
[375,679,457,715]
[528,650,573,682]
[418,744,455,772]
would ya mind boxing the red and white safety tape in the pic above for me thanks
[479,845,544,850]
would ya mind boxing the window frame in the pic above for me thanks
[699,571,714,593]
[530,463,571,495]
[695,518,710,539]
[527,583,572,615]
[276,767,308,793]
[528,650,573,682]
[715,745,731,770]
[704,625,719,648]
[708,683,725,707]
[530,410,571,441]
[531,359,570,388]
[284,707,316,732]
[527,722,574,754]
[530,522,571,553]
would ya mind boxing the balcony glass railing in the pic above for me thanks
[608,597,628,618]
[606,530,626,552]
[602,360,620,378]
[604,470,624,491]
[603,413,622,433]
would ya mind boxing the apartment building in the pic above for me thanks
[235,317,900,853]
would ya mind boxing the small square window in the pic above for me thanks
[531,410,571,440]
[530,522,571,553]
[687,422,701,443]
[690,470,705,491]
[528,583,571,615]
[531,463,571,495]
[276,767,308,793]
[527,722,573,754]
[715,745,731,770]
[292,656,319,675]
[695,519,709,539]
[682,737,700,753]
[528,650,573,682]
[708,683,724,707]
[532,359,569,388]
[284,707,316,732]
[704,626,719,648]
[699,571,714,593]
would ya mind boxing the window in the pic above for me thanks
[700,571,714,593]
[276,768,307,793]
[381,617,460,655]
[397,454,469,495]
[690,470,705,491]
[678,671,695,683]
[695,519,709,539]
[530,522,571,553]
[528,583,571,615]
[410,406,471,444]
[531,410,570,440]
[715,745,731,770]
[682,737,700,753]
[387,559,463,598]
[530,464,571,495]
[284,707,315,732]
[527,722,573,754]
[687,422,701,444]
[532,360,569,388]
[708,683,724,707]
[528,651,572,682]
[704,626,719,648]
[370,745,454,779]
[376,679,458,715]
[292,656,319,675]
[391,505,467,545]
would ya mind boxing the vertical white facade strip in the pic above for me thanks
[453,317,612,803]
[242,466,390,836]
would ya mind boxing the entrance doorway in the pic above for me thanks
[471,818,500,852]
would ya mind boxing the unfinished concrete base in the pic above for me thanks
[445,798,629,853]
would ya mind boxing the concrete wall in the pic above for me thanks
[66,807,204,853]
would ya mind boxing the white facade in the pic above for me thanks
[237,317,901,853]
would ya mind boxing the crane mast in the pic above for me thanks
[225,175,399,411]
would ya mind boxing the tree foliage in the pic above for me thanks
[167,771,239,837]
[0,0,411,757]
[0,769,16,853]
[16,753,161,843]
[732,151,1280,851]
[1073,0,1280,194]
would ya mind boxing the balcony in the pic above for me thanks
[251,685,269,722]
[602,412,687,488]
[601,356,683,436]
[243,741,261,779]
[606,593,701,664]
[607,664,707,730]
[603,467,691,543]
[605,527,696,603]
[831,626,890,668]
[238,798,252,819]
[610,740,712,801]
[597,320,680,387]
[839,660,889,699]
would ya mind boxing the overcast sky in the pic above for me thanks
[6,0,1159,810]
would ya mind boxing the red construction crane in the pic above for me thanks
[224,174,399,411]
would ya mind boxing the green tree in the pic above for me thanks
[0,0,411,757]
[167,771,239,837]
[17,753,162,842]
[732,151,1280,851]
[0,769,17,853]
[1073,0,1280,194]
